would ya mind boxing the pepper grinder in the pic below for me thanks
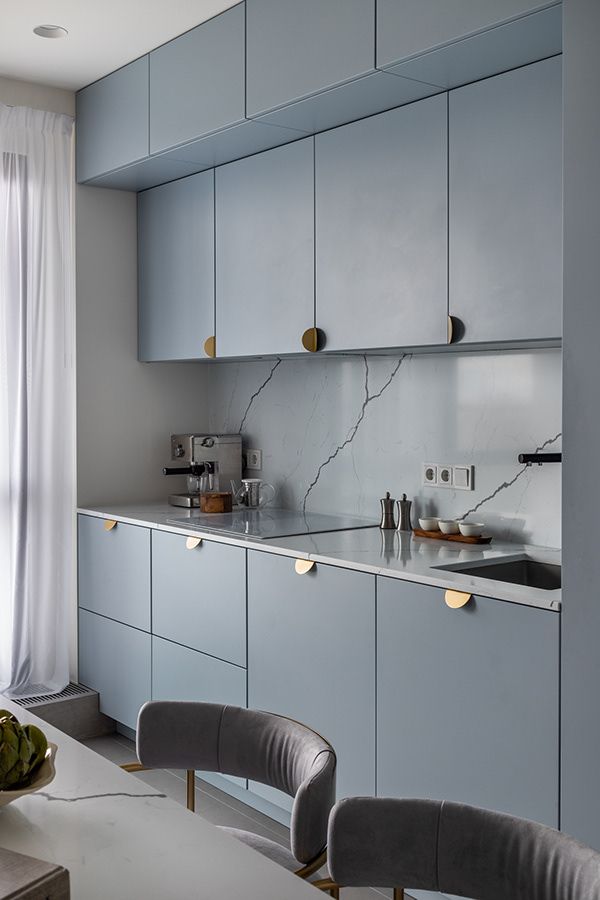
[396,493,413,532]
[379,492,397,530]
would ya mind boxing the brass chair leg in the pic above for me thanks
[294,848,328,880]
[186,769,195,812]
[393,889,405,900]
[120,762,149,773]
[312,878,339,897]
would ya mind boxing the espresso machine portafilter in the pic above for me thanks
[164,434,242,508]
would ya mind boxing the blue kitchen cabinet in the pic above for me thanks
[377,577,559,828]
[377,0,562,90]
[78,515,150,632]
[247,551,376,809]
[215,138,314,357]
[138,171,215,361]
[449,57,562,344]
[152,531,246,666]
[315,93,448,351]
[76,57,149,183]
[79,609,151,731]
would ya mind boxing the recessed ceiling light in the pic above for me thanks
[33,24,68,39]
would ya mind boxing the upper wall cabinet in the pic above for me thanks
[138,171,215,361]
[76,57,149,183]
[245,0,438,134]
[315,93,448,352]
[449,57,562,344]
[377,0,562,90]
[215,137,314,358]
[150,5,245,154]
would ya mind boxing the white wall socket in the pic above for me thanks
[422,463,438,486]
[422,462,474,491]
[246,449,262,471]
[438,465,453,487]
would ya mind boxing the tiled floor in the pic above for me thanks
[82,732,395,899]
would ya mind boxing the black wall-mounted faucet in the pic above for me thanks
[518,452,562,466]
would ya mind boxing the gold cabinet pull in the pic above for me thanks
[301,327,325,353]
[445,589,472,609]
[447,315,454,344]
[104,520,117,532]
[185,536,202,550]
[204,335,216,358]
[295,559,315,575]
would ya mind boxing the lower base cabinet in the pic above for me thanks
[377,577,559,828]
[247,551,376,810]
[79,609,151,731]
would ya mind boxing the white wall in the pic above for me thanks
[0,75,75,116]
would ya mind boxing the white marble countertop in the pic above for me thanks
[78,502,561,611]
[0,698,319,899]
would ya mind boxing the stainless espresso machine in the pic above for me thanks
[164,434,242,508]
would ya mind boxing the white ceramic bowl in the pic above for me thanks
[0,742,57,808]
[438,519,460,534]
[418,517,439,531]
[458,521,485,537]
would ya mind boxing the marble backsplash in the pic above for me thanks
[207,348,562,548]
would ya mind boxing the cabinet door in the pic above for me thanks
[377,577,559,827]
[216,138,314,357]
[78,515,150,632]
[248,551,375,806]
[246,0,375,118]
[149,4,245,154]
[449,57,562,343]
[152,531,246,666]
[316,93,447,351]
[79,609,151,730]
[138,171,215,361]
[76,57,149,183]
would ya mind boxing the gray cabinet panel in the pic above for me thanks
[150,4,245,154]
[78,515,150,632]
[248,551,376,806]
[76,57,149,183]
[152,532,246,666]
[316,94,447,351]
[216,138,314,357]
[377,577,559,827]
[246,0,375,118]
[377,0,556,68]
[138,171,215,361]
[79,609,151,731]
[449,57,562,344]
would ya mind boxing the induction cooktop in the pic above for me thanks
[167,507,378,540]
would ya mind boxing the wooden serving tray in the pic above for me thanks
[413,528,492,545]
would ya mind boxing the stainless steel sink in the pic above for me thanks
[436,556,561,591]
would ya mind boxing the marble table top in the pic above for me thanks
[0,698,319,899]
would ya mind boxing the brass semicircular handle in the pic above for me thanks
[104,519,117,532]
[445,589,472,609]
[295,559,315,575]
[204,335,216,358]
[301,327,325,353]
[447,315,454,345]
[186,536,202,550]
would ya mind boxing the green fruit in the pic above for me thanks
[0,714,49,790]
[23,725,48,770]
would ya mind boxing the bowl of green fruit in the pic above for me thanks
[0,709,56,807]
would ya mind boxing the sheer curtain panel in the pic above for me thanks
[0,104,75,697]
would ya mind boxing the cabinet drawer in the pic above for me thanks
[78,515,150,632]
[377,577,559,827]
[152,531,246,666]
[79,609,151,731]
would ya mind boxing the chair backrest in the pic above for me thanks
[327,797,600,899]
[136,701,336,864]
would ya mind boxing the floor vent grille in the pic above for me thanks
[11,683,95,708]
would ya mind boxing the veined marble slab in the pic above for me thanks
[78,503,561,611]
[0,698,320,899]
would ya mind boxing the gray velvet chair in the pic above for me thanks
[127,701,336,882]
[314,797,600,899]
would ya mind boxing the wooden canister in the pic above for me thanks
[199,491,233,514]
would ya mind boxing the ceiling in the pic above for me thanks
[0,0,239,92]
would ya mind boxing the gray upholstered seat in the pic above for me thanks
[135,701,336,875]
[325,797,600,899]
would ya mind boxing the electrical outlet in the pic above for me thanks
[246,449,262,471]
[422,463,438,487]
[438,465,453,488]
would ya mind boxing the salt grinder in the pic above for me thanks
[396,493,413,532]
[379,492,397,530]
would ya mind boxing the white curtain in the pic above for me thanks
[0,104,75,698]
